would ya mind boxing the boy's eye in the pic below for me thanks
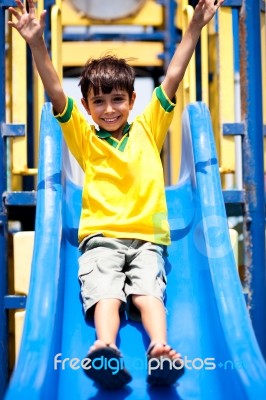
[93,99,103,104]
[113,97,124,102]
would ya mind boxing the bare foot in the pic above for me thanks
[147,342,185,385]
[148,342,182,361]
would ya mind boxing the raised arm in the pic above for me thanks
[161,0,224,100]
[8,0,66,114]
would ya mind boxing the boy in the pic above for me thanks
[9,0,223,389]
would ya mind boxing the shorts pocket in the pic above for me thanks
[157,266,167,295]
[78,255,98,296]
[78,252,97,292]
[78,252,95,278]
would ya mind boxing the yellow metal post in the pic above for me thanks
[201,25,209,106]
[208,18,220,160]
[182,5,196,105]
[175,0,183,29]
[170,1,197,185]
[10,18,27,189]
[51,1,62,81]
[217,7,235,182]
[33,0,45,173]
[169,92,183,184]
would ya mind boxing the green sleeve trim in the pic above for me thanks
[155,86,175,112]
[56,97,74,123]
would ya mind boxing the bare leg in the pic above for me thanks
[85,298,132,388]
[132,295,181,359]
[89,298,122,352]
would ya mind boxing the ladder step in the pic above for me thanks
[222,190,245,204]
[4,191,36,206]
[4,295,27,310]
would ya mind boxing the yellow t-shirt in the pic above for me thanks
[55,85,175,245]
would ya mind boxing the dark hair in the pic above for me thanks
[79,55,135,101]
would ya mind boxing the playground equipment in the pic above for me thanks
[0,0,266,398]
[4,99,266,400]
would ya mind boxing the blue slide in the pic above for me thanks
[5,102,266,399]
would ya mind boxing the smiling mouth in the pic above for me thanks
[102,116,120,123]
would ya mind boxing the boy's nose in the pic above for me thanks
[105,103,115,113]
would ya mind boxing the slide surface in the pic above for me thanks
[5,102,266,400]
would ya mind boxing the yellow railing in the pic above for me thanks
[170,0,209,184]
[201,24,209,106]
[33,0,45,173]
[217,6,235,182]
[10,25,27,180]
[182,4,196,105]
[51,1,63,81]
[8,8,29,190]
[177,2,245,188]
[7,0,40,189]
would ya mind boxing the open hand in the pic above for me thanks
[8,0,47,46]
[192,0,224,29]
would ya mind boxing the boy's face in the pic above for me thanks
[82,88,136,139]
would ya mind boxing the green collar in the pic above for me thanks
[96,122,131,139]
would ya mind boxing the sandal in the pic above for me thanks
[83,343,132,390]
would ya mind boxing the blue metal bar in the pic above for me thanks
[162,0,178,68]
[4,191,37,206]
[2,123,26,137]
[1,1,17,6]
[4,295,27,309]
[0,3,9,398]
[223,190,245,217]
[222,123,245,136]
[223,189,245,204]
[232,7,240,74]
[223,0,243,5]
[44,0,55,7]
[222,0,265,12]
[241,0,266,357]
[62,32,166,42]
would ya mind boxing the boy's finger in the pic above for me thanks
[8,7,21,20]
[14,0,26,14]
[28,0,36,16]
[7,21,18,30]
[215,0,225,7]
[39,10,47,28]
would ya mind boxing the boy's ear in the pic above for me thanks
[129,91,136,110]
[81,98,91,115]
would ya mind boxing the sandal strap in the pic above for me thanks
[106,343,122,356]
[147,342,166,356]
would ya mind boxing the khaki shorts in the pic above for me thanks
[78,235,167,321]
